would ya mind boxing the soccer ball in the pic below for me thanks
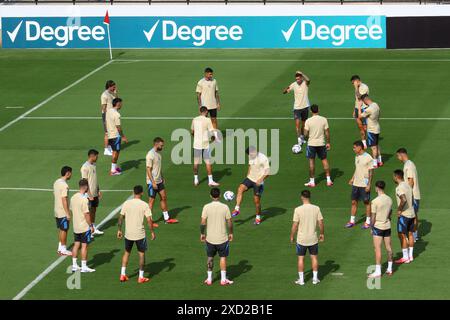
[223,191,235,202]
[292,144,302,154]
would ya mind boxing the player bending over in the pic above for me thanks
[53,166,73,256]
[101,80,118,156]
[106,98,128,176]
[360,94,383,168]
[350,75,369,149]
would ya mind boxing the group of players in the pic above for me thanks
[52,68,421,286]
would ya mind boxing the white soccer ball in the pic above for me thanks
[223,190,235,202]
[292,144,302,154]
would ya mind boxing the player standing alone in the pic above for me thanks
[350,75,369,149]
[360,94,383,168]
[106,98,128,176]
[53,166,73,256]
[101,80,118,156]
[196,67,221,132]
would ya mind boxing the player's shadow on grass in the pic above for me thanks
[199,167,232,184]
[234,207,286,226]
[99,217,119,232]
[90,249,120,268]
[216,260,253,281]
[316,168,344,185]
[129,258,176,279]
[155,206,191,222]
[305,260,340,282]
[121,139,140,151]
[381,153,394,165]
[121,158,145,172]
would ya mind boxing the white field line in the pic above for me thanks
[0,60,113,133]
[12,196,131,300]
[23,116,450,121]
[0,187,131,192]
[114,59,450,62]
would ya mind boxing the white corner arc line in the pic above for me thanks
[12,196,130,300]
[0,60,114,133]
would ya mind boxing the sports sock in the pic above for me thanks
[234,206,240,211]
[111,163,117,171]
[350,216,356,223]
[255,214,261,221]
[139,270,144,278]
[60,245,66,252]
[163,211,169,221]
[121,267,126,276]
[409,247,414,259]
[81,260,87,269]
[313,271,318,280]
[58,242,62,251]
[309,178,315,184]
[375,265,381,275]
[362,139,367,147]
[72,258,78,267]
[207,271,213,282]
[378,155,382,163]
[402,248,409,260]
[326,176,332,183]
[298,272,304,282]
[387,261,393,272]
[221,270,227,282]
[297,137,302,145]
[365,217,371,225]
[194,175,199,182]
[208,175,214,183]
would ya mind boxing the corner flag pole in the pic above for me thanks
[104,10,112,60]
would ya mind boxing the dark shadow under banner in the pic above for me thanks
[387,16,450,49]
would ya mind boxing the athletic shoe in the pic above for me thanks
[231,209,240,217]
[204,279,212,286]
[208,181,220,187]
[120,275,129,282]
[368,272,382,279]
[345,222,355,228]
[294,279,305,286]
[220,279,234,286]
[138,277,150,284]
[304,182,316,188]
[59,249,72,256]
[409,256,414,262]
[72,265,81,272]
[394,257,410,264]
[104,148,113,156]
[385,270,393,276]
[81,267,96,273]
[116,167,122,173]
[194,180,199,187]
[93,228,104,235]
[326,181,334,187]
[165,219,178,224]
[312,278,321,285]
[110,170,122,176]
[254,218,261,225]
[361,223,371,229]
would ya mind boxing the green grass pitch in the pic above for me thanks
[1,49,450,300]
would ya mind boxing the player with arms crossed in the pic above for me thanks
[200,188,234,286]
[350,75,369,149]
[345,140,374,229]
[303,104,332,187]
[106,98,128,176]
[283,71,311,147]
[53,166,72,256]
[117,185,156,283]
[360,94,383,168]
[146,137,178,226]
[396,148,421,241]
[232,146,270,225]
[101,80,118,156]
[393,169,416,264]
[290,190,324,285]
[368,180,393,278]
[196,67,221,132]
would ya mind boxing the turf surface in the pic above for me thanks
[0,49,449,299]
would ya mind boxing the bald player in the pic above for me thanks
[350,75,369,149]
[106,98,128,176]
[70,179,95,273]
[200,188,234,286]
[146,137,178,225]
[232,146,270,225]
[290,190,324,286]
[303,104,332,187]
[196,67,221,129]
[81,149,103,236]
[396,148,421,241]
[53,166,72,256]
[393,169,416,264]
[101,80,118,156]
[283,70,311,146]
[117,185,156,284]
[360,94,383,168]
[368,180,393,278]
[345,140,374,229]
[191,106,219,187]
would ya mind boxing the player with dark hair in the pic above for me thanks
[360,94,383,168]
[101,80,118,156]
[350,75,369,149]
[53,166,73,256]
[106,98,128,176]
[196,67,221,130]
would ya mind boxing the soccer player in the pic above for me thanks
[303,104,332,187]
[117,185,156,284]
[393,169,416,264]
[53,166,73,256]
[196,67,221,129]
[146,137,178,225]
[200,188,234,286]
[290,190,324,286]
[232,146,270,225]
[283,70,311,146]
[360,94,383,168]
[368,180,393,278]
[350,75,369,149]
[106,97,128,176]
[81,149,103,236]
[70,179,95,273]
[191,106,219,187]
[101,80,118,156]
[345,140,374,229]
[396,148,421,241]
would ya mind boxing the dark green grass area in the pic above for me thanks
[0,49,449,299]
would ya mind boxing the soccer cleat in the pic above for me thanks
[61,249,73,256]
[165,218,179,224]
[93,228,104,235]
[394,257,410,264]
[116,167,122,173]
[220,279,234,286]
[345,222,355,228]
[231,209,240,217]
[152,223,159,228]
[312,278,321,285]
[254,218,262,225]
[194,181,199,187]
[138,277,150,284]
[120,275,129,282]
[208,181,220,187]
[72,265,81,272]
[385,270,393,276]
[326,181,334,187]
[368,272,382,279]
[409,256,414,262]
[361,223,371,229]
[81,266,96,273]
[204,279,212,286]
[294,279,305,286]
[304,182,316,188]
[110,170,122,176]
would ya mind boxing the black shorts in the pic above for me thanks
[207,108,217,118]
[55,217,70,231]
[351,186,370,202]
[102,113,107,133]
[206,241,229,258]
[148,182,165,199]
[397,216,415,234]
[372,227,391,238]
[108,136,121,152]
[74,229,93,244]
[306,145,327,160]
[367,132,379,147]
[296,243,318,256]
[89,197,99,208]
[242,178,264,197]
[294,108,309,121]
[125,237,148,253]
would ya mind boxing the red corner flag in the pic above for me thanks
[103,10,110,25]
[104,10,112,60]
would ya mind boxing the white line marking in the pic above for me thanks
[5,106,25,109]
[332,273,345,276]
[0,60,113,133]
[12,196,131,300]
[0,187,131,192]
[114,59,450,62]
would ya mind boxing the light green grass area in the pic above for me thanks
[0,49,449,299]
